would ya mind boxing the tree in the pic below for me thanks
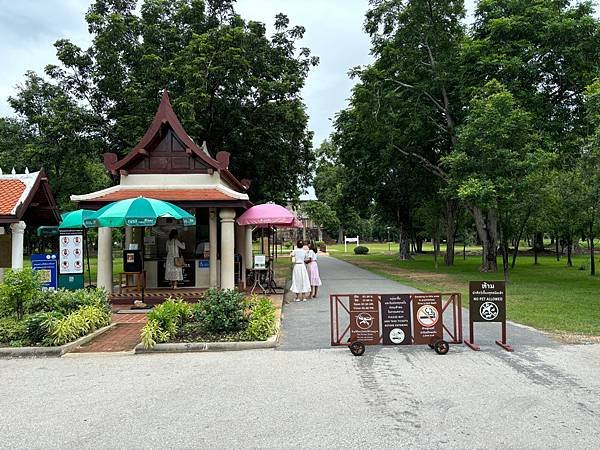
[44,0,318,202]
[300,201,339,242]
[7,72,109,209]
[442,81,551,277]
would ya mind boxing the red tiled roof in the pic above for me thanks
[0,180,26,215]
[91,189,239,202]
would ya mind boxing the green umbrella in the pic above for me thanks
[59,209,96,229]
[84,197,196,228]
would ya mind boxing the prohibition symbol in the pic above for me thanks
[417,305,439,327]
[356,312,375,330]
[480,302,499,321]
[389,328,405,344]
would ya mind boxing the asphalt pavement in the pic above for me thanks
[0,255,598,449]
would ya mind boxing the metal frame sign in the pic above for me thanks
[59,229,84,275]
[31,253,58,290]
[380,294,412,345]
[465,281,513,352]
[412,293,443,345]
[349,294,380,345]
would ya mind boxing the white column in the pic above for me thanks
[209,208,218,287]
[245,226,253,270]
[10,221,26,270]
[235,223,246,288]
[219,208,236,290]
[97,227,113,293]
[0,226,6,282]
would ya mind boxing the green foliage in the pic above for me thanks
[245,296,276,341]
[46,305,111,346]
[301,201,339,231]
[0,317,27,346]
[194,289,247,334]
[43,288,110,315]
[25,312,64,345]
[0,269,42,319]
[141,297,192,349]
[354,246,369,255]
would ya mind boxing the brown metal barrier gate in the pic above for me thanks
[330,293,463,347]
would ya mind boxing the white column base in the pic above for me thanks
[97,227,113,293]
[10,221,26,270]
[219,209,236,290]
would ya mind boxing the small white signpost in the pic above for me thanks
[344,235,359,253]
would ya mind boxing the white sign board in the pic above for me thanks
[344,235,360,253]
[59,230,84,274]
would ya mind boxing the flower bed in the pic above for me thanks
[0,269,111,348]
[141,289,277,349]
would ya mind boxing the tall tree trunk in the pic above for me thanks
[337,226,344,244]
[500,225,510,282]
[472,206,498,272]
[317,226,323,242]
[590,221,595,276]
[533,231,543,265]
[444,199,458,266]
[398,224,411,261]
[567,237,573,267]
[511,207,531,268]
[555,236,560,261]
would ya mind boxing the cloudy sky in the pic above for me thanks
[0,0,477,147]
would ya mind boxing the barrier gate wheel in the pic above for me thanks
[349,341,366,356]
[433,339,449,355]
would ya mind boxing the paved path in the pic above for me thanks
[71,313,147,353]
[278,255,557,351]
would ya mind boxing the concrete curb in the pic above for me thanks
[0,323,116,358]
[134,334,277,354]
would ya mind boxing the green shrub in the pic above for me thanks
[245,297,276,341]
[354,245,369,255]
[25,311,63,345]
[283,241,293,249]
[0,269,42,319]
[141,298,192,349]
[46,305,110,346]
[194,288,247,334]
[44,288,109,315]
[0,317,27,345]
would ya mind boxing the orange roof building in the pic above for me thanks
[71,90,254,296]
[0,169,60,273]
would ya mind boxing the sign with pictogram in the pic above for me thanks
[465,281,512,352]
[412,293,443,345]
[349,294,380,345]
[59,229,84,275]
[469,281,506,323]
[381,294,412,345]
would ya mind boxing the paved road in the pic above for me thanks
[1,255,598,449]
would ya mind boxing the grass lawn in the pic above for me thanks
[329,243,600,338]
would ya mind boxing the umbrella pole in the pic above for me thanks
[141,226,145,305]
[84,228,92,288]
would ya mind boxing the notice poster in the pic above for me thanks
[31,254,58,290]
[380,294,412,345]
[469,281,506,323]
[412,293,443,345]
[59,230,84,275]
[349,294,380,345]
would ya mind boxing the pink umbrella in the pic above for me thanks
[237,203,302,262]
[237,203,302,228]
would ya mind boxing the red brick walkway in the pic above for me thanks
[71,313,148,353]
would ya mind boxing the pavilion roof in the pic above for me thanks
[0,170,60,225]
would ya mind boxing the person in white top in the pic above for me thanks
[306,242,322,298]
[165,229,186,289]
[290,240,311,301]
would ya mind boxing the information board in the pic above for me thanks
[31,253,58,289]
[469,281,506,323]
[412,293,443,345]
[380,294,412,345]
[59,230,84,275]
[349,294,380,345]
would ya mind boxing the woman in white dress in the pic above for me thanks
[165,229,186,289]
[290,240,311,301]
[306,243,322,298]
